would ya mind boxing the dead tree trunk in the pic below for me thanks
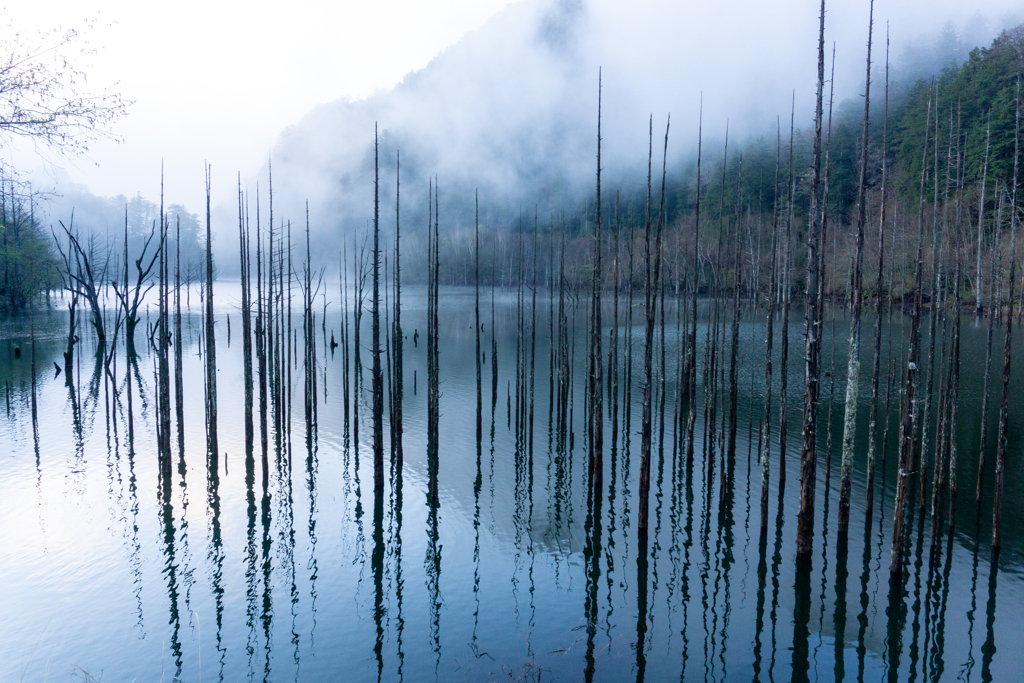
[759,121,782,532]
[638,116,669,548]
[371,127,385,493]
[174,215,185,457]
[475,189,482,442]
[726,152,743,479]
[239,181,254,452]
[975,184,1002,507]
[610,195,620,450]
[779,97,796,490]
[837,1,873,539]
[157,184,172,472]
[204,166,219,462]
[395,152,404,472]
[976,119,991,316]
[796,0,828,560]
[57,227,79,384]
[588,71,604,486]
[992,84,1020,552]
[890,85,933,579]
[685,109,703,465]
[865,32,889,528]
[918,96,947,519]
[257,188,269,465]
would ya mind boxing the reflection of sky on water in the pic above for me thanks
[1,285,1023,681]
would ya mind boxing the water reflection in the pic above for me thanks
[158,464,185,680]
[3,294,1024,681]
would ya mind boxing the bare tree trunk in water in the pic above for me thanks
[610,194,620,451]
[918,90,946,520]
[759,121,781,533]
[685,107,703,466]
[779,96,795,490]
[838,1,874,539]
[890,85,933,579]
[239,182,254,452]
[638,116,669,549]
[157,177,172,471]
[941,149,963,541]
[174,216,185,458]
[529,211,538,456]
[726,152,743,486]
[976,119,991,316]
[588,71,604,487]
[976,184,1001,507]
[796,0,827,560]
[371,127,384,493]
[257,189,269,466]
[204,166,219,464]
[865,31,889,528]
[394,152,404,473]
[992,83,1020,552]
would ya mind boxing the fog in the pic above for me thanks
[17,0,1024,271]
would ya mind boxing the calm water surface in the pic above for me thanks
[2,283,1023,681]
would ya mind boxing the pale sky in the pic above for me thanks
[5,0,516,206]
[5,0,1022,218]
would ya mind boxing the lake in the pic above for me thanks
[2,283,1022,682]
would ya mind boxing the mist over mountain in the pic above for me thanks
[32,0,1023,276]
[268,0,596,241]
[260,0,1019,257]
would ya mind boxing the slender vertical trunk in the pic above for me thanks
[279,219,287,441]
[865,31,889,527]
[918,98,947,518]
[760,122,782,531]
[779,96,796,489]
[837,1,873,539]
[492,242,498,410]
[287,220,293,455]
[204,166,219,463]
[934,131,964,543]
[515,216,524,437]
[426,179,441,506]
[157,175,172,470]
[304,215,314,437]
[796,0,827,559]
[342,244,350,438]
[385,255,393,462]
[638,116,670,548]
[354,234,364,449]
[610,195,620,450]
[946,258,961,538]
[589,71,604,485]
[707,128,729,477]
[976,118,991,315]
[174,215,185,457]
[257,189,268,463]
[558,228,568,431]
[475,190,482,444]
[992,83,1020,551]
[268,178,276,437]
[427,182,433,447]
[976,184,1002,507]
[395,152,404,472]
[685,105,702,465]
[625,212,636,439]
[529,211,538,456]
[726,152,742,478]
[240,182,254,452]
[639,119,654,544]
[890,84,933,579]
[372,127,384,493]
